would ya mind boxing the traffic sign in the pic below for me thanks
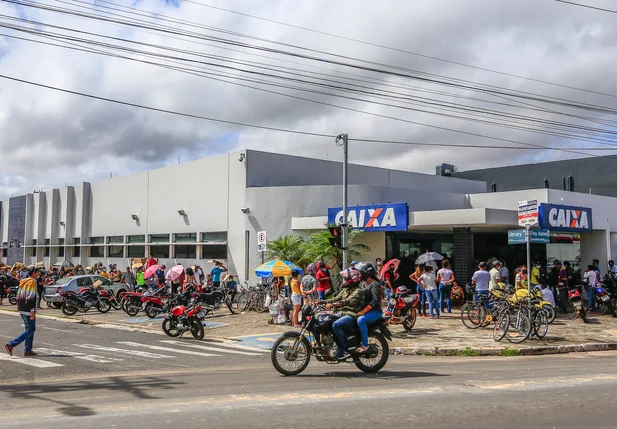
[257,231,267,252]
[518,200,539,227]
[508,229,550,245]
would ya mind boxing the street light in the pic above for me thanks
[178,210,187,216]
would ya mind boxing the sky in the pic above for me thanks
[1,0,617,199]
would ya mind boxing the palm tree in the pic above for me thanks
[264,235,306,266]
[302,227,370,271]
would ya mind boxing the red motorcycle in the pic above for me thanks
[162,303,206,340]
[385,286,419,331]
[120,285,157,316]
[141,286,171,319]
[61,286,112,316]
[568,288,587,323]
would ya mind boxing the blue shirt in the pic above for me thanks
[211,267,225,282]
[611,265,617,274]
[472,270,491,291]
[226,280,237,290]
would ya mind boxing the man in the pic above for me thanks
[5,266,41,357]
[210,261,227,289]
[530,262,542,290]
[301,263,318,301]
[583,265,598,312]
[593,259,601,275]
[146,255,158,270]
[471,262,490,302]
[609,260,617,274]
[122,267,136,291]
[489,261,501,291]
[100,267,109,280]
[110,265,122,283]
[499,262,510,286]
[315,262,332,301]
[555,260,569,313]
[324,268,365,360]
[226,275,238,303]
[156,264,166,287]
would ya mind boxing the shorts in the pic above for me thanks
[291,294,302,306]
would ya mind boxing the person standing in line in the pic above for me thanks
[489,261,502,291]
[210,261,227,289]
[315,262,331,301]
[554,260,569,313]
[383,263,397,302]
[301,263,318,302]
[156,265,166,287]
[583,265,598,312]
[5,267,41,357]
[122,266,136,291]
[289,270,303,327]
[419,265,440,319]
[136,266,147,291]
[499,262,510,286]
[609,260,617,275]
[530,262,542,291]
[146,255,158,270]
[409,264,426,317]
[471,262,491,303]
[436,260,455,314]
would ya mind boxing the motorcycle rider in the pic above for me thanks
[323,268,365,360]
[355,262,383,354]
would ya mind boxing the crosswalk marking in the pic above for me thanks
[117,341,220,357]
[159,340,262,356]
[76,344,176,359]
[0,353,64,368]
[37,348,124,363]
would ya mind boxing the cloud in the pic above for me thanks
[1,0,617,199]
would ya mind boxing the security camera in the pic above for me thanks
[131,214,139,221]
[178,210,187,216]
[240,207,251,214]
[238,153,246,162]
[59,221,66,227]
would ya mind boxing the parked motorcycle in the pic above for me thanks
[121,285,156,316]
[141,286,171,319]
[161,302,206,340]
[568,288,587,323]
[60,286,112,316]
[384,286,418,331]
[271,303,392,376]
[594,286,617,317]
[7,285,18,305]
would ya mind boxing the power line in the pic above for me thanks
[554,0,617,14]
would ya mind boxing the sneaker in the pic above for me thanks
[4,343,13,357]
[23,351,38,357]
[337,352,351,360]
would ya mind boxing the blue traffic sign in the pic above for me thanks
[508,229,550,245]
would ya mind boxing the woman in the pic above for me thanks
[437,260,455,314]
[136,267,146,290]
[409,264,426,317]
[289,270,303,327]
[183,267,201,293]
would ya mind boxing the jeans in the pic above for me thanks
[385,288,391,302]
[439,283,452,313]
[558,287,569,312]
[8,314,36,353]
[317,291,326,301]
[416,285,426,315]
[332,315,356,355]
[425,289,440,317]
[587,287,596,311]
[474,290,489,303]
[357,309,383,348]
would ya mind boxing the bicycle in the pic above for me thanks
[236,284,273,312]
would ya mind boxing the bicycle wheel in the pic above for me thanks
[256,292,268,313]
[461,303,485,329]
[236,293,250,312]
[506,309,532,343]
[493,311,509,342]
[533,309,549,339]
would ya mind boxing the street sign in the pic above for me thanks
[257,231,267,252]
[518,200,539,227]
[508,229,550,245]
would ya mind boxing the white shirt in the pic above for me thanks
[420,273,437,291]
[541,288,555,307]
[584,270,598,287]
[489,268,501,290]
[437,268,453,284]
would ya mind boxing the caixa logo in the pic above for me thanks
[327,203,409,232]
[539,203,592,232]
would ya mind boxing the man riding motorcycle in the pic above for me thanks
[354,261,384,354]
[322,268,365,360]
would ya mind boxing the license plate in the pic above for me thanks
[601,296,609,301]
[574,302,581,309]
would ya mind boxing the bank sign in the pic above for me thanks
[538,203,592,233]
[328,202,409,232]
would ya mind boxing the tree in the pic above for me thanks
[302,227,370,271]
[264,235,306,265]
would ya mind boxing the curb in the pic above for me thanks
[390,342,617,356]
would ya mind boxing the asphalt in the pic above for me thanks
[2,313,617,428]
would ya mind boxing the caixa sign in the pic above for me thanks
[327,203,409,232]
[538,203,592,232]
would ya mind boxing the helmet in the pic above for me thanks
[307,263,317,275]
[339,268,361,288]
[395,286,409,296]
[351,261,358,266]
[355,261,378,281]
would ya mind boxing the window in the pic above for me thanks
[128,245,145,258]
[107,236,124,244]
[108,246,124,258]
[1,243,7,257]
[44,245,50,257]
[150,245,170,258]
[28,247,36,257]
[90,236,104,244]
[127,235,145,244]
[76,277,93,287]
[31,239,37,246]
[175,245,196,259]
[91,246,105,258]
[72,246,80,257]
[174,233,196,243]
[201,245,227,260]
[94,276,112,286]
[150,234,170,244]
[72,238,81,245]
[58,237,65,258]
[201,232,227,243]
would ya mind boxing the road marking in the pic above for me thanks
[76,344,176,359]
[0,354,64,368]
[37,347,124,363]
[202,341,270,353]
[41,327,78,333]
[117,341,220,357]
[159,340,262,356]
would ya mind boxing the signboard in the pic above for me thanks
[327,202,409,232]
[257,231,267,252]
[508,229,550,245]
[518,200,538,227]
[538,204,592,232]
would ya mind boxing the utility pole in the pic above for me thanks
[336,134,349,270]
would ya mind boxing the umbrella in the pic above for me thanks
[62,261,75,268]
[132,262,143,269]
[380,258,401,280]
[166,265,185,282]
[415,252,444,265]
[255,260,303,278]
[144,264,159,279]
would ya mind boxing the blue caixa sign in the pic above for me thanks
[328,203,409,232]
[538,203,592,233]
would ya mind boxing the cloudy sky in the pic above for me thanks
[1,0,617,199]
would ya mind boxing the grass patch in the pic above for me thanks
[459,347,478,356]
[500,347,519,357]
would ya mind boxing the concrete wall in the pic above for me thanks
[7,195,26,264]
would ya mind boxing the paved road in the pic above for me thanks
[2,311,617,428]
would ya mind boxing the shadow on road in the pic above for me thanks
[0,376,184,417]
[298,370,448,379]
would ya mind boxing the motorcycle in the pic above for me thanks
[271,303,392,376]
[141,286,171,319]
[594,286,617,317]
[161,301,206,340]
[7,285,18,305]
[121,285,156,316]
[60,286,112,316]
[384,286,418,331]
[568,288,587,323]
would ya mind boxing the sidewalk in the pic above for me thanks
[3,303,617,355]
